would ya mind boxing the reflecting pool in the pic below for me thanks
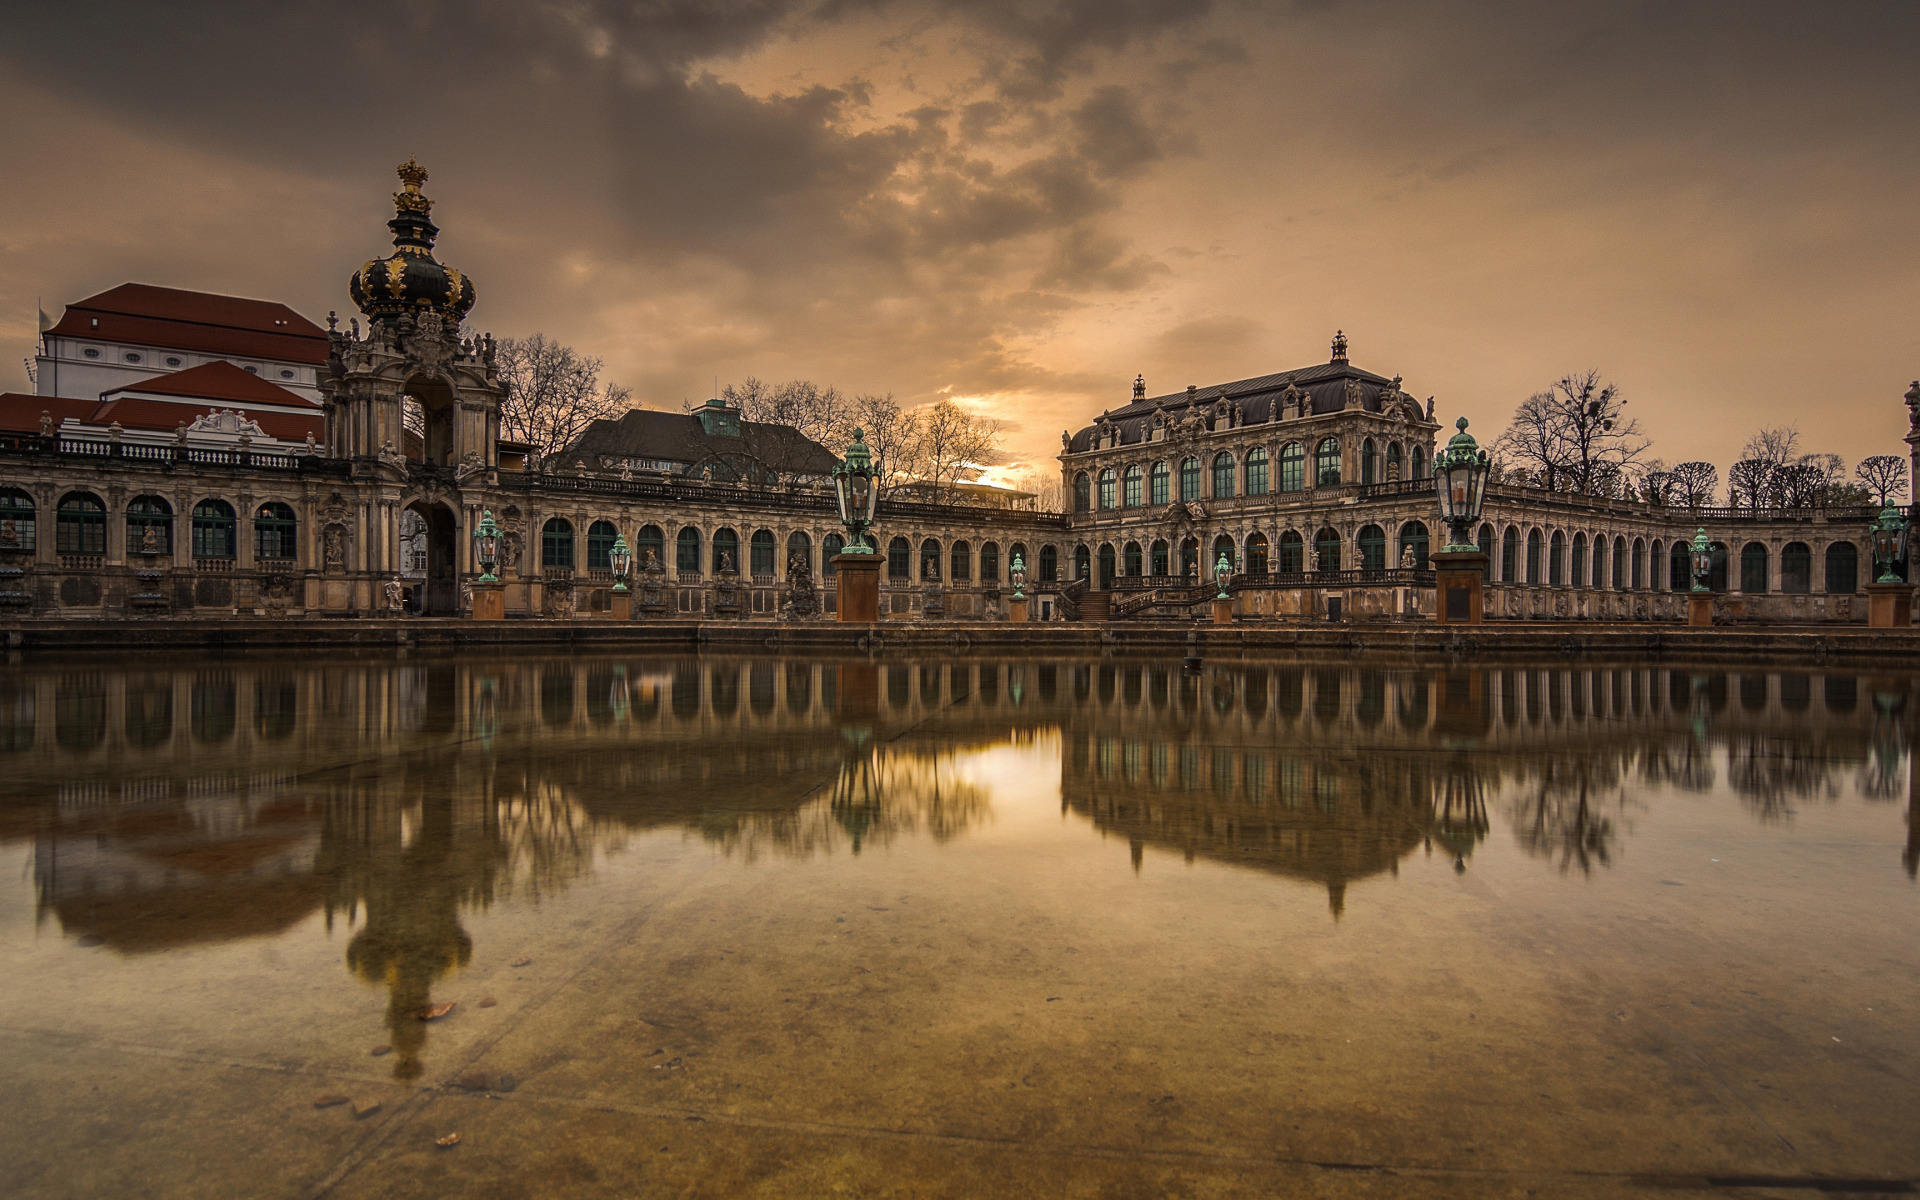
[1,654,1915,1198]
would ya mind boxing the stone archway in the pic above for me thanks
[405,500,460,614]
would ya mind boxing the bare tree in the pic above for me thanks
[843,392,919,497]
[1491,370,1650,495]
[1857,455,1910,506]
[721,377,848,451]
[1666,461,1719,508]
[1727,459,1772,509]
[910,400,1002,503]
[496,334,633,469]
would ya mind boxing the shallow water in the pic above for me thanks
[0,653,1915,1198]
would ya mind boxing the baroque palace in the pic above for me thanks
[0,159,1913,625]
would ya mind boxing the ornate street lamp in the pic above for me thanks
[1009,552,1027,600]
[831,429,881,553]
[1434,417,1490,552]
[1872,503,1910,583]
[609,533,633,592]
[1689,527,1713,593]
[473,509,501,583]
[1215,550,1233,600]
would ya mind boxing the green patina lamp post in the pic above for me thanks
[830,429,885,622]
[470,509,506,620]
[1210,549,1234,625]
[1429,418,1492,625]
[1010,552,1027,600]
[609,533,632,592]
[1689,528,1713,593]
[1867,503,1913,628]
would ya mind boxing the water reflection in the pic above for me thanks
[2,654,1915,1074]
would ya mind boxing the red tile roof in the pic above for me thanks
[87,398,322,442]
[106,359,320,409]
[0,394,96,434]
[46,283,329,364]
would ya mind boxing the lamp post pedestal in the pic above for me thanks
[1688,593,1714,626]
[1210,596,1233,625]
[833,551,885,622]
[609,590,632,622]
[1430,549,1488,625]
[1867,581,1912,628]
[471,580,505,621]
[1008,597,1029,623]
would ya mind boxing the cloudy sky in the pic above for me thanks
[2,1,1916,486]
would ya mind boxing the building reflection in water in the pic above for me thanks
[0,654,1912,1073]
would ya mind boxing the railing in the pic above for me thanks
[59,554,104,570]
[1110,568,1435,591]
[195,558,235,573]
[0,433,353,476]
[497,471,1069,528]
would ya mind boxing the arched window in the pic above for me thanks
[1613,536,1627,589]
[1097,468,1116,510]
[750,529,777,576]
[1210,534,1236,573]
[192,499,237,560]
[1669,541,1690,592]
[0,489,36,551]
[1074,543,1091,581]
[1124,541,1143,576]
[1709,542,1729,592]
[1501,527,1518,582]
[821,532,845,577]
[675,526,702,573]
[950,540,971,581]
[1245,446,1270,495]
[1571,532,1587,587]
[1386,443,1403,480]
[1631,538,1645,589]
[1180,536,1199,576]
[786,530,811,576]
[1245,532,1270,573]
[1549,531,1566,585]
[1122,465,1142,507]
[636,524,665,570]
[1278,442,1305,492]
[1357,524,1387,572]
[1648,539,1663,590]
[1411,445,1427,480]
[1314,527,1341,573]
[1591,535,1606,588]
[980,540,1000,581]
[1211,452,1236,499]
[587,520,619,571]
[920,538,942,580]
[56,492,106,556]
[1150,538,1169,575]
[126,495,173,555]
[1740,542,1769,594]
[888,536,911,579]
[1072,472,1091,512]
[1398,521,1429,571]
[542,518,575,569]
[1038,544,1058,582]
[1149,461,1170,506]
[253,502,297,561]
[1526,529,1544,583]
[1279,530,1304,574]
[1478,523,1495,582]
[1097,543,1116,588]
[1825,541,1858,594]
[1179,457,1201,502]
[713,527,740,574]
[1361,438,1377,485]
[1314,438,1341,487]
[1781,542,1811,593]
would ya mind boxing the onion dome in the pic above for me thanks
[348,158,476,324]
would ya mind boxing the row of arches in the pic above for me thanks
[0,488,298,562]
[1067,522,1434,587]
[1483,523,1862,594]
[1072,437,1427,512]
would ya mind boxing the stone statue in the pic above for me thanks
[1400,544,1416,570]
[0,519,17,549]
[38,411,51,437]
[1343,378,1363,410]
[718,551,736,575]
[384,576,405,610]
[1331,330,1348,361]
[640,548,660,571]
[781,554,819,620]
[304,431,318,454]
[1426,395,1436,422]
[453,450,486,483]
[323,526,345,570]
[140,522,160,554]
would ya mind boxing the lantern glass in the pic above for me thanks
[610,534,632,590]
[474,510,501,584]
[1010,553,1027,598]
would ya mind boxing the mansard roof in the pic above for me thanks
[1065,357,1424,455]
[46,283,329,364]
[568,407,840,476]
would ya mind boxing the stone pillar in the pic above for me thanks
[609,590,632,621]
[833,551,884,622]
[471,580,505,621]
[1689,593,1714,626]
[1211,596,1233,625]
[1431,550,1488,626]
[1009,596,1029,622]
[1868,582,1913,628]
